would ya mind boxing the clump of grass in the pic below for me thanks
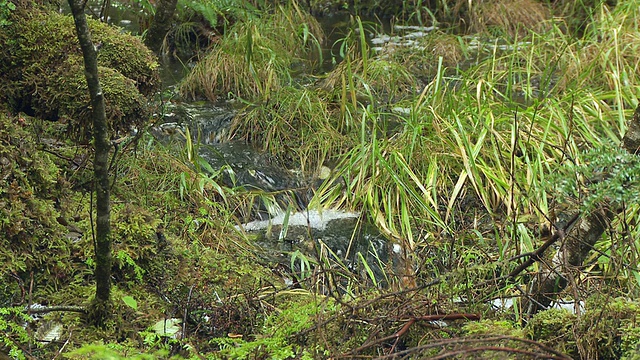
[231,86,348,172]
[179,1,323,101]
[318,56,418,106]
[470,0,551,38]
[557,2,640,104]
[377,32,465,80]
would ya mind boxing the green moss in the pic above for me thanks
[41,65,151,140]
[0,9,159,139]
[463,319,524,337]
[209,296,333,358]
[0,110,69,296]
[525,308,577,356]
[577,297,640,360]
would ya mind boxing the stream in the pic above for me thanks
[146,14,545,285]
[145,16,417,284]
[86,5,547,285]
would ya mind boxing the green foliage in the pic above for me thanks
[122,296,138,310]
[550,144,640,211]
[178,0,258,30]
[0,306,32,360]
[0,0,15,26]
[110,204,161,284]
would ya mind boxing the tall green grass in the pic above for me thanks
[308,6,640,291]
[179,1,640,296]
[179,1,323,101]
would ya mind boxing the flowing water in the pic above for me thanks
[73,5,548,284]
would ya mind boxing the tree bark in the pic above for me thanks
[67,0,112,326]
[144,0,178,54]
[525,105,640,315]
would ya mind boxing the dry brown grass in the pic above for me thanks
[430,34,464,68]
[470,0,551,37]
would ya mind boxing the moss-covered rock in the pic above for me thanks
[40,65,151,140]
[525,308,577,356]
[0,9,159,140]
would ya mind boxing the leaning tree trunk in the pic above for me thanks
[68,0,112,326]
[525,105,640,315]
[144,0,178,54]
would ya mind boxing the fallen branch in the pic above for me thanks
[26,305,87,315]
[374,335,573,360]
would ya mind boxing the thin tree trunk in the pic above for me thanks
[525,105,640,315]
[68,0,112,326]
[144,0,178,54]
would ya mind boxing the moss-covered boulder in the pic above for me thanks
[525,308,577,357]
[0,10,159,139]
[41,65,151,139]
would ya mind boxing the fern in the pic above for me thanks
[0,306,32,360]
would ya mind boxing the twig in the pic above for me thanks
[25,305,87,314]
[183,283,196,340]
[346,314,481,356]
[52,330,72,360]
[10,272,25,305]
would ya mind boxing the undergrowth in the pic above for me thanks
[6,0,640,358]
